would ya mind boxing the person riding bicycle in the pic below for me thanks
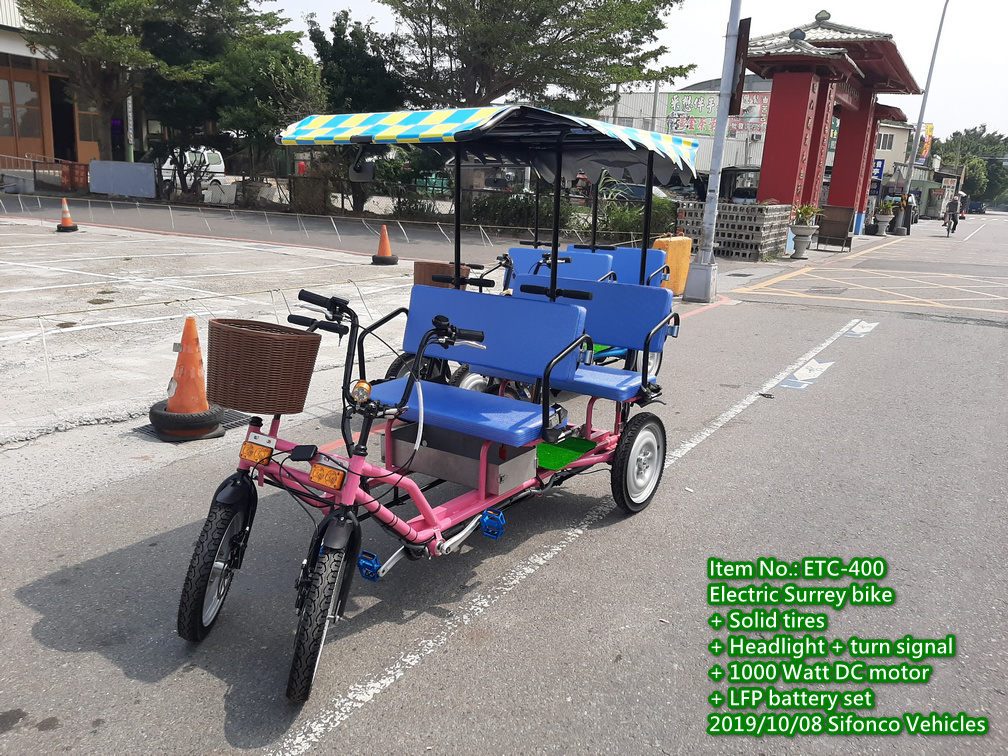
[944,197,960,233]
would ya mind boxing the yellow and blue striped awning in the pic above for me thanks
[277,106,699,173]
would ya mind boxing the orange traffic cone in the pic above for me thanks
[371,224,398,265]
[56,198,78,233]
[149,317,224,441]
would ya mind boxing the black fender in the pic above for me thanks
[300,511,361,620]
[210,471,258,568]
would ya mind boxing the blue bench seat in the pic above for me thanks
[372,285,587,445]
[370,378,556,447]
[505,247,613,288]
[550,363,656,402]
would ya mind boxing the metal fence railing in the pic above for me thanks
[0,153,79,191]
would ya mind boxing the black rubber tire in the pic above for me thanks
[611,412,666,514]
[177,503,245,642]
[385,353,419,381]
[286,546,348,704]
[149,399,224,431]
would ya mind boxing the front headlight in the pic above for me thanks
[351,380,372,402]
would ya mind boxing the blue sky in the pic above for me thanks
[273,0,1006,140]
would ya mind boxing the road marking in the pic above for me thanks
[845,321,879,338]
[663,319,859,468]
[780,359,834,390]
[963,223,985,241]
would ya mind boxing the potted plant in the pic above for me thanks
[789,204,822,259]
[875,200,896,234]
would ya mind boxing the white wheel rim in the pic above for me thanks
[458,372,489,392]
[202,513,243,626]
[627,425,663,503]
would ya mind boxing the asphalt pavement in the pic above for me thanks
[0,206,1005,755]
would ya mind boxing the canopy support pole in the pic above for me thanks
[549,133,566,302]
[454,142,462,287]
[640,151,655,285]
[533,176,541,249]
[590,180,600,250]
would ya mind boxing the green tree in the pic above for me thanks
[307,11,404,114]
[19,0,159,160]
[378,0,694,111]
[961,156,988,198]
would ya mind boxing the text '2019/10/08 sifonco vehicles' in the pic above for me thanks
[175,106,699,702]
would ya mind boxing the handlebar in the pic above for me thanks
[429,274,496,289]
[518,284,593,301]
[298,288,349,311]
[455,327,485,342]
[287,314,349,336]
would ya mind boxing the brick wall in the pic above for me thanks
[679,202,791,261]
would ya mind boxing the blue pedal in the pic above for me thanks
[357,550,381,581]
[481,508,506,539]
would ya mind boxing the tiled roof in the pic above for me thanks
[750,19,892,49]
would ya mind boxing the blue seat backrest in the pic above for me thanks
[402,286,587,384]
[511,275,673,352]
[567,244,665,286]
[506,247,612,288]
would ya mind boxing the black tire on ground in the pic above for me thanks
[287,547,348,704]
[149,399,224,431]
[177,503,246,642]
[611,412,666,514]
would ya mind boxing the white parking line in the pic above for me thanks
[271,317,863,753]
[964,223,985,241]
[664,319,861,468]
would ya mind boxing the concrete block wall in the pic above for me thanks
[679,202,791,260]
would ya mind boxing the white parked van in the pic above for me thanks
[159,148,227,195]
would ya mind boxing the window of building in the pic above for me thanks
[13,79,41,138]
[78,99,100,142]
[0,78,12,137]
[876,132,894,151]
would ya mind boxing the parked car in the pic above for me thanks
[731,186,758,204]
[883,194,919,224]
[968,200,986,214]
[158,148,227,195]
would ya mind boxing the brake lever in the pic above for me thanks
[455,340,487,350]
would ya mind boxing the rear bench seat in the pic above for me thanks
[504,247,613,289]
[511,275,676,402]
[567,244,667,287]
[369,285,587,447]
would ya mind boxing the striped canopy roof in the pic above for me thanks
[277,106,698,174]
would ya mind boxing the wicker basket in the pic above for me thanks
[206,319,321,415]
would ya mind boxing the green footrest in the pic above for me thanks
[536,437,597,471]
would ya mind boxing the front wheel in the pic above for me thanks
[286,547,348,703]
[611,412,666,514]
[177,503,246,641]
[626,349,663,378]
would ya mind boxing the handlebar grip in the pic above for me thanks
[519,284,549,296]
[455,327,484,342]
[298,289,350,309]
[558,288,593,301]
[287,314,315,327]
[464,277,495,289]
[315,320,349,336]
[430,274,454,284]
[467,263,485,270]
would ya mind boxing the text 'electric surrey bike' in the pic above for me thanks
[175,106,699,702]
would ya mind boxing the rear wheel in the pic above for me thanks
[177,503,246,641]
[626,349,663,377]
[286,547,348,703]
[611,412,665,513]
[449,364,489,392]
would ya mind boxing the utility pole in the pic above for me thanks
[897,0,949,233]
[683,0,741,303]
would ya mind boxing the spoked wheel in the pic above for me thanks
[611,412,666,514]
[177,503,246,641]
[626,349,663,378]
[385,353,417,380]
[386,353,451,383]
[287,546,349,704]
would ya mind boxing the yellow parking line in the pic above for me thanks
[733,266,809,293]
[749,289,1008,315]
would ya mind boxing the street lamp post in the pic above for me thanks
[897,0,950,232]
